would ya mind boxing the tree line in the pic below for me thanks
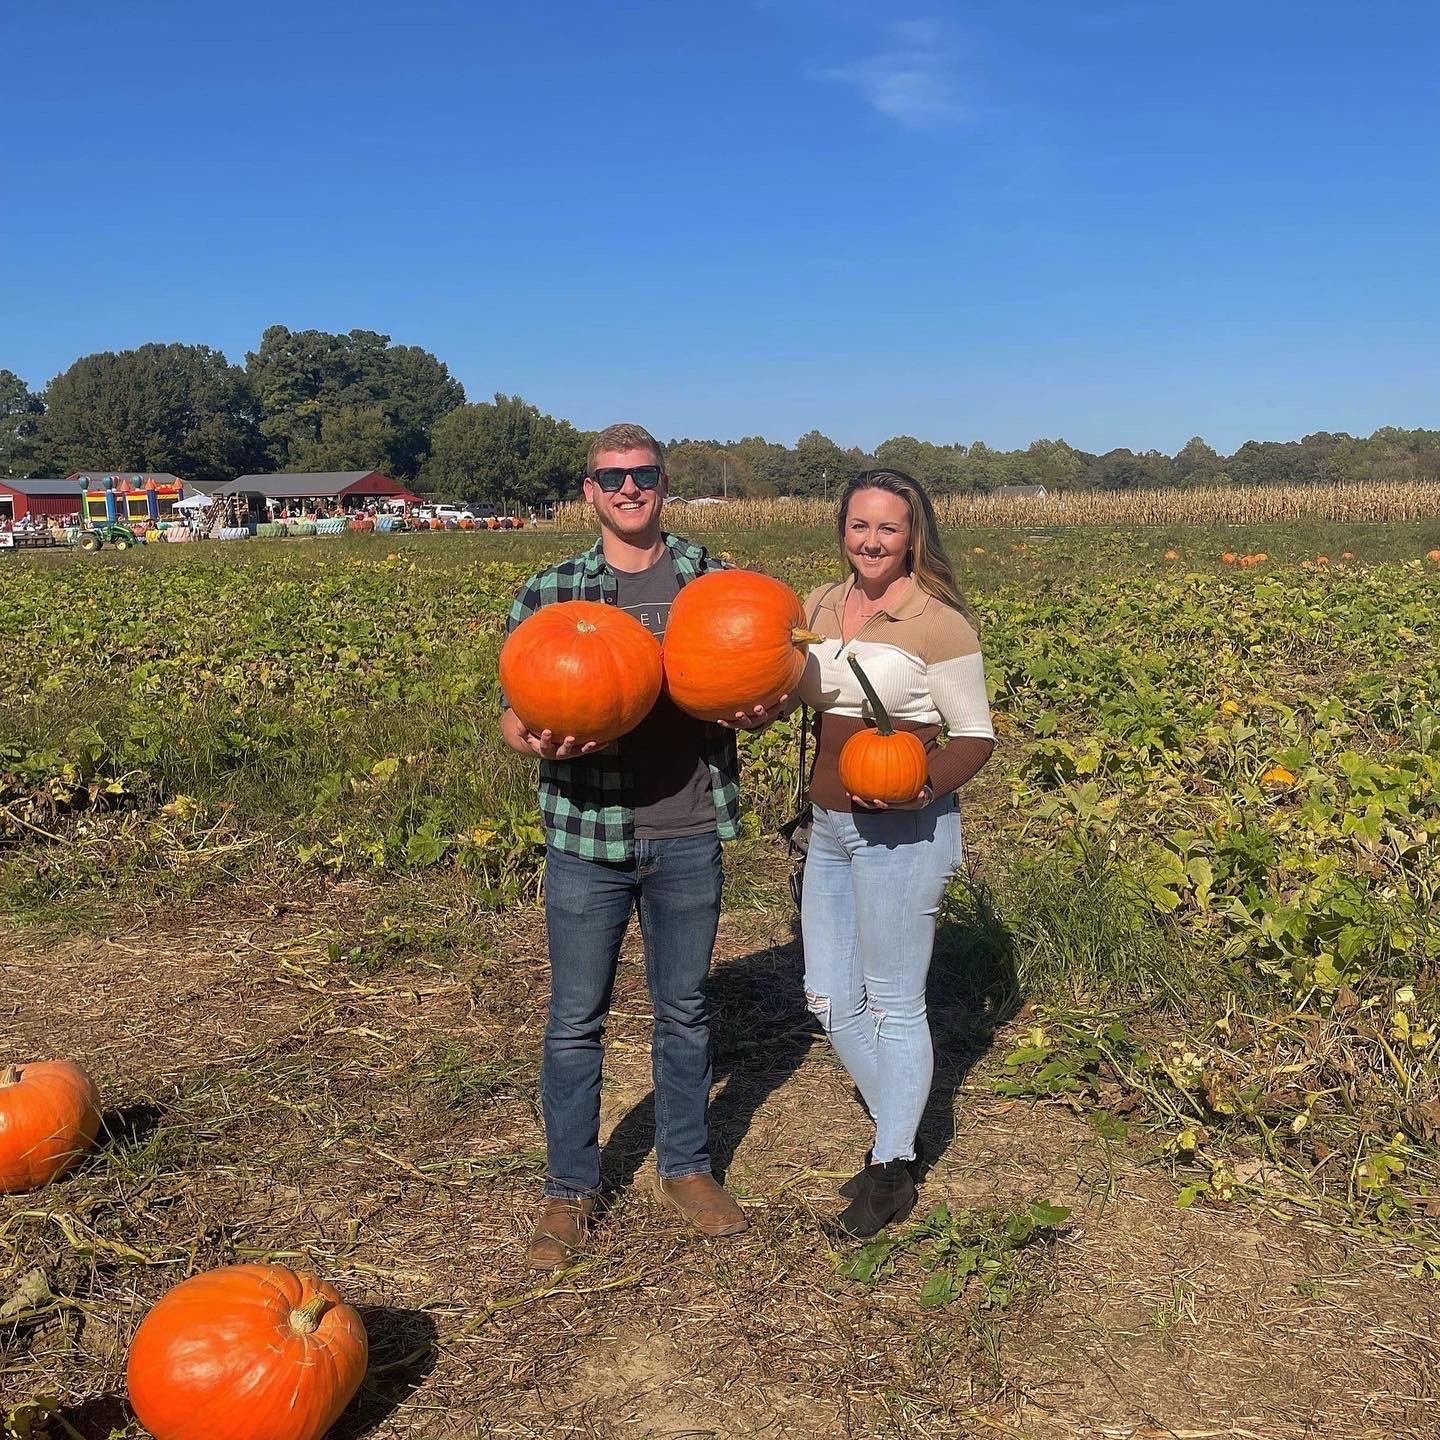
[3,329,1437,505]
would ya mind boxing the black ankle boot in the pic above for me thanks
[833,1158,917,1238]
[839,1137,926,1199]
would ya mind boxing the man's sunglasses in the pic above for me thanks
[589,466,663,493]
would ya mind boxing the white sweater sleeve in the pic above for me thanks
[926,652,994,740]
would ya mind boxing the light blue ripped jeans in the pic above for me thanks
[801,796,964,1164]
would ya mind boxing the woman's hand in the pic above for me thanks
[716,694,791,731]
[849,783,935,812]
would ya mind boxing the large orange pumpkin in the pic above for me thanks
[661,570,822,721]
[127,1264,367,1440]
[837,656,928,805]
[0,1060,102,1193]
[499,600,662,744]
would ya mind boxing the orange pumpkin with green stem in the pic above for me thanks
[0,1059,102,1193]
[662,570,823,721]
[126,1263,368,1440]
[838,655,929,805]
[499,600,663,744]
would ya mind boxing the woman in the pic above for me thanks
[796,470,995,1237]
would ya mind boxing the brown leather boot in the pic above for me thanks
[655,1173,749,1237]
[525,1195,597,1269]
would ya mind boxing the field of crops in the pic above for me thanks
[555,478,1440,531]
[3,520,1439,1437]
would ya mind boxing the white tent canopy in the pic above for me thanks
[174,493,212,510]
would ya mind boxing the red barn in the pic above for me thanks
[0,478,87,525]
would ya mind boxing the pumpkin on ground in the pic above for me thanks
[661,570,822,721]
[127,1264,368,1440]
[1427,549,1440,564]
[838,656,929,805]
[0,1060,102,1193]
[499,600,662,744]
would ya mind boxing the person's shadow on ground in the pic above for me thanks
[599,876,1021,1195]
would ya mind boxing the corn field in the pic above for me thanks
[553,479,1440,532]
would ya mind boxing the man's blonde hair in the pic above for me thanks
[587,423,666,475]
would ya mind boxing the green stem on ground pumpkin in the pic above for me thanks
[290,1294,331,1333]
[847,654,895,735]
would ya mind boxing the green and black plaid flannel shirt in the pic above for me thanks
[502,532,741,861]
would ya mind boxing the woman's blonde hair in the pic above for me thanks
[838,469,979,628]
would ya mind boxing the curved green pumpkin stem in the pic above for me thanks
[847,655,895,736]
[290,1293,331,1334]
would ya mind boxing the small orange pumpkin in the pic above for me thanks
[1221,552,1236,564]
[127,1264,368,1440]
[0,1060,102,1193]
[1427,549,1440,564]
[500,600,662,744]
[838,656,928,805]
[1163,548,1180,561]
[1341,551,1355,560]
[662,570,822,721]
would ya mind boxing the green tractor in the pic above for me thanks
[73,521,140,553]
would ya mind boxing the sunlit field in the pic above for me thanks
[4,517,1438,1437]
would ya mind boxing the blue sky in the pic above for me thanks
[2,0,1436,454]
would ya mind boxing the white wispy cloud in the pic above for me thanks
[819,20,968,129]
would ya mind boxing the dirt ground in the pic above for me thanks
[2,880,1437,1440]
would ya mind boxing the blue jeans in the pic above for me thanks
[541,833,723,1199]
[800,798,963,1164]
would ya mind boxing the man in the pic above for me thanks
[500,422,782,1269]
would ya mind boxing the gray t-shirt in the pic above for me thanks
[614,557,716,839]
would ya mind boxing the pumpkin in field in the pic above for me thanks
[127,1264,368,1440]
[661,570,822,721]
[838,656,928,805]
[0,1060,102,1193]
[1341,551,1355,560]
[500,600,662,744]
[1163,549,1179,561]
[1221,552,1236,564]
[1427,549,1440,564]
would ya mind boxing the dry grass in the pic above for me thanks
[4,867,1438,1439]
[554,480,1440,531]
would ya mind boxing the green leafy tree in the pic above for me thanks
[0,369,45,477]
[666,440,758,497]
[1173,436,1221,486]
[1022,438,1087,491]
[38,344,262,479]
[730,436,793,494]
[874,435,949,488]
[245,325,463,479]
[792,430,851,498]
[424,393,588,507]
